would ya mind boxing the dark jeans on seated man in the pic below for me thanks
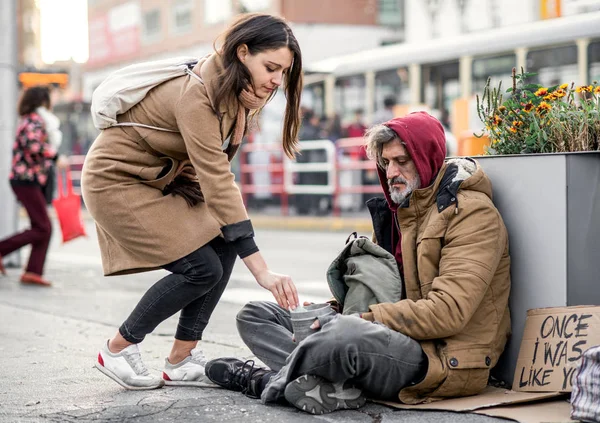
[205,301,428,415]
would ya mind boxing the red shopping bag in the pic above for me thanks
[52,169,87,243]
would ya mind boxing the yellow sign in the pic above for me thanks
[540,0,562,19]
[19,72,69,88]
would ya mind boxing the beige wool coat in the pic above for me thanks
[82,54,250,276]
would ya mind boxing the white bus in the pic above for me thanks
[302,11,600,139]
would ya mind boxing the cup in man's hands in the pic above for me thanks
[290,303,334,343]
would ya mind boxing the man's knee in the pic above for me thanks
[317,315,366,350]
[236,301,274,342]
[236,301,271,327]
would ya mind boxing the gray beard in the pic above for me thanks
[389,175,421,205]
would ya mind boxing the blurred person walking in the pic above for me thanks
[82,14,301,391]
[323,114,343,144]
[372,96,396,125]
[0,86,68,286]
[345,109,367,139]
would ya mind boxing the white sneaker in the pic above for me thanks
[162,348,219,387]
[95,340,164,390]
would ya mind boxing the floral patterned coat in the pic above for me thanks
[9,112,57,186]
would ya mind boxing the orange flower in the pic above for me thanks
[595,86,600,94]
[553,89,567,98]
[536,102,551,114]
[514,121,524,127]
[508,127,518,133]
[493,115,503,125]
[535,88,548,96]
[559,83,569,90]
[543,93,556,101]
[576,85,593,93]
[523,103,534,113]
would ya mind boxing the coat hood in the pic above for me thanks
[438,158,493,203]
[377,112,447,211]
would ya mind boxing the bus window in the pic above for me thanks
[588,39,600,83]
[303,82,325,117]
[526,44,579,87]
[335,74,366,123]
[422,61,459,127]
[374,67,409,114]
[472,54,516,95]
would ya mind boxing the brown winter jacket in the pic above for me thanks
[362,158,511,404]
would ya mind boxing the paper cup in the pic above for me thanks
[290,303,334,343]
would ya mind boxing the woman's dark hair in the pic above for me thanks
[214,13,303,159]
[18,86,51,116]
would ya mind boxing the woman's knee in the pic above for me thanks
[31,222,52,243]
[181,254,224,285]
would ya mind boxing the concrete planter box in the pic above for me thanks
[476,152,600,385]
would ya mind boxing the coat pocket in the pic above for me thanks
[416,224,446,295]
[429,346,492,398]
[138,157,179,191]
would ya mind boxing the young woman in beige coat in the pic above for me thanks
[82,14,302,390]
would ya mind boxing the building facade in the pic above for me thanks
[17,0,43,68]
[83,0,405,100]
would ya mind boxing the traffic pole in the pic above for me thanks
[0,0,20,266]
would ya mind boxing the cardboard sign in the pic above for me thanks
[513,306,600,392]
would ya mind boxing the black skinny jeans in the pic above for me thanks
[119,236,236,343]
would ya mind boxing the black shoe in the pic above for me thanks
[284,374,366,415]
[205,357,272,399]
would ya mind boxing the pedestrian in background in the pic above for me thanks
[82,13,301,391]
[372,96,396,125]
[0,86,68,286]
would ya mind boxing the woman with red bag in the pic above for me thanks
[0,86,69,286]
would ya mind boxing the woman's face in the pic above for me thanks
[238,46,293,98]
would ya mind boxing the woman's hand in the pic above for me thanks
[255,269,299,310]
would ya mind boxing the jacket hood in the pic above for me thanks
[377,112,447,210]
[436,158,493,208]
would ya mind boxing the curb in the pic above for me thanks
[21,207,373,233]
[250,215,373,233]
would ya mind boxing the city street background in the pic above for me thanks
[2,0,599,421]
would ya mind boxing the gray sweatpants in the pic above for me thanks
[235,301,427,403]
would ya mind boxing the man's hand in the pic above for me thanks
[303,300,341,314]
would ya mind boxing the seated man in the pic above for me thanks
[205,112,512,414]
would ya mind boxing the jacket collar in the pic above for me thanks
[400,157,479,216]
[192,53,238,120]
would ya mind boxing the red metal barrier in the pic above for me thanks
[239,138,381,217]
[68,155,86,196]
[69,139,382,217]
[332,138,379,217]
[239,143,289,216]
